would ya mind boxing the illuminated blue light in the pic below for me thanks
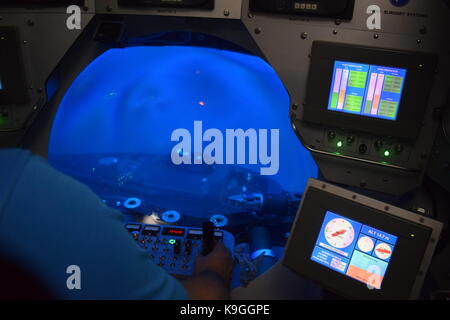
[48,45,317,218]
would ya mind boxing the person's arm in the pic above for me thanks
[181,241,234,300]
[0,151,187,300]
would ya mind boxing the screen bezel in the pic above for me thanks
[303,41,438,140]
[283,186,432,300]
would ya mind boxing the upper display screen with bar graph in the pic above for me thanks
[327,61,407,121]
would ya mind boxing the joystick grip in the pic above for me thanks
[202,221,215,256]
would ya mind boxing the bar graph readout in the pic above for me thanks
[327,61,407,121]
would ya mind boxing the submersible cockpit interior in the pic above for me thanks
[0,0,449,300]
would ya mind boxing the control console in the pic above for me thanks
[125,223,235,276]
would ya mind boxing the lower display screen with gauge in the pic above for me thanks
[283,180,440,299]
[311,211,398,289]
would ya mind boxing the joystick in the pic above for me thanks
[202,221,216,256]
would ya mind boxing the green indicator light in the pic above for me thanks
[384,150,391,157]
[411,234,415,238]
[168,239,176,245]
[336,141,343,148]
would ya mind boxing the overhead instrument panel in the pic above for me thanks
[0,0,85,6]
[118,0,215,10]
[249,0,355,20]
[97,0,239,19]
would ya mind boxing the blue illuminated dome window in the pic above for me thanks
[48,45,317,222]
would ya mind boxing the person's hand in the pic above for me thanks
[194,240,234,286]
[181,241,234,300]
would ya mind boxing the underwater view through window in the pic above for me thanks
[48,45,317,233]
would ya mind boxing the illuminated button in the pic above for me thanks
[168,239,176,245]
[336,141,344,148]
[384,150,391,157]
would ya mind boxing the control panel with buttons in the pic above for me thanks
[125,223,235,277]
[323,128,412,166]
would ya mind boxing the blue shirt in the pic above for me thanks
[0,149,187,299]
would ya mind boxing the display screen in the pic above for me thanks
[162,227,185,237]
[328,61,407,121]
[311,211,398,289]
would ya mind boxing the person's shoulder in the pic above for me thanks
[0,148,32,159]
[0,149,33,175]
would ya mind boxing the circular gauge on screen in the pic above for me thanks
[325,218,355,249]
[374,242,393,260]
[357,236,375,253]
